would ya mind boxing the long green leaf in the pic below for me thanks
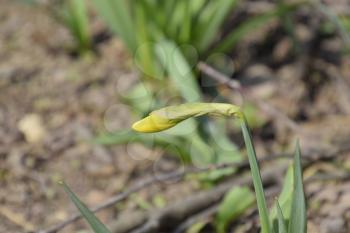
[62,0,91,52]
[178,0,191,44]
[196,0,237,53]
[270,165,294,232]
[91,0,136,51]
[166,0,187,40]
[288,141,306,233]
[276,201,287,233]
[240,117,271,233]
[61,182,111,233]
[133,1,159,78]
[156,40,201,102]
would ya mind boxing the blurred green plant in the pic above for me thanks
[93,0,303,182]
[95,40,242,179]
[215,186,255,233]
[60,0,92,54]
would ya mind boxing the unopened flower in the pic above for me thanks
[132,103,241,133]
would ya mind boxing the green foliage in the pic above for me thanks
[156,40,201,102]
[91,0,136,52]
[91,0,238,53]
[241,117,272,233]
[276,202,287,233]
[61,182,111,233]
[91,1,303,182]
[90,0,302,70]
[242,118,306,233]
[61,0,91,54]
[270,166,294,228]
[215,186,255,233]
[288,142,306,233]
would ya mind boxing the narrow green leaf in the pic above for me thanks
[240,117,271,233]
[156,40,201,102]
[91,0,136,52]
[61,182,111,233]
[270,165,294,232]
[137,0,164,32]
[195,0,238,53]
[288,141,306,233]
[276,201,287,233]
[133,1,159,78]
[62,0,91,53]
[160,0,178,36]
[178,0,191,44]
[215,186,255,233]
[188,0,208,16]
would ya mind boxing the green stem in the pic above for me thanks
[240,115,271,233]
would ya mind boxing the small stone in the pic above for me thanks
[18,114,46,144]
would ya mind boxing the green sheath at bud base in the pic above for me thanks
[132,103,241,133]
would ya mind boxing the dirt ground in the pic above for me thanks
[0,1,349,233]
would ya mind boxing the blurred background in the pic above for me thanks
[0,0,349,232]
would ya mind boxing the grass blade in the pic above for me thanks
[276,201,287,233]
[60,182,111,233]
[240,116,271,233]
[288,141,306,233]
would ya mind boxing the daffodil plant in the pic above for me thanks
[62,102,306,233]
[133,102,306,233]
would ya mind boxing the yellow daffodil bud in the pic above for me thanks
[132,103,242,133]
